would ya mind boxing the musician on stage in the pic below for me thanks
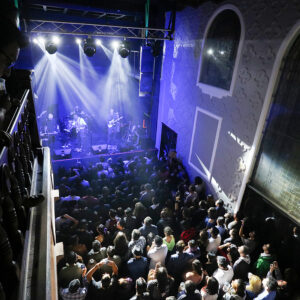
[73,113,87,150]
[107,111,122,145]
[40,113,59,147]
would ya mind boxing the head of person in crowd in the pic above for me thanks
[147,232,155,246]
[132,245,143,258]
[262,243,272,254]
[154,235,163,247]
[262,276,278,294]
[176,240,185,253]
[207,252,216,263]
[135,277,148,296]
[217,256,229,270]
[207,207,217,220]
[132,229,141,241]
[210,226,219,239]
[217,216,225,226]
[191,259,202,276]
[238,245,250,258]
[68,279,81,294]
[231,279,246,298]
[246,273,262,295]
[65,251,78,265]
[106,245,115,259]
[184,280,197,296]
[92,240,101,252]
[164,226,173,238]
[204,277,219,296]
[144,216,153,227]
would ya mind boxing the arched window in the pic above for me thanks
[198,9,241,91]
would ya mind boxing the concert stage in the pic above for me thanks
[51,147,158,175]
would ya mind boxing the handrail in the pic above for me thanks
[0,89,30,164]
[18,147,58,300]
[7,89,30,135]
[37,147,58,300]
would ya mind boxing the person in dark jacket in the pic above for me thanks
[232,245,251,281]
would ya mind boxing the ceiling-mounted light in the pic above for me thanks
[95,39,102,46]
[111,40,120,50]
[76,38,82,45]
[83,37,96,57]
[38,36,45,44]
[52,35,60,45]
[118,40,130,58]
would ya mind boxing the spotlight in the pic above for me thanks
[118,41,130,58]
[95,39,102,46]
[111,40,120,49]
[83,37,96,57]
[33,38,38,44]
[52,35,60,45]
[38,36,45,44]
[207,48,214,55]
[45,39,57,54]
[76,38,82,45]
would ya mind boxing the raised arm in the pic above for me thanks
[86,261,103,283]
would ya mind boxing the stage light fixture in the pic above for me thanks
[96,39,102,46]
[45,38,58,54]
[83,37,96,57]
[118,41,130,58]
[52,35,60,45]
[33,38,38,44]
[111,40,120,49]
[76,38,82,45]
[38,36,45,44]
[45,41,57,54]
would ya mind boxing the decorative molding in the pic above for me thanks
[196,4,245,99]
[188,106,222,181]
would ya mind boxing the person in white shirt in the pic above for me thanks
[147,235,168,270]
[213,256,234,289]
[206,227,221,253]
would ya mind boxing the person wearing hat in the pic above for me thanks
[212,256,234,289]
[127,245,148,282]
[60,279,87,300]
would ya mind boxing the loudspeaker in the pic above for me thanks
[139,46,154,96]
[54,148,72,159]
[91,144,107,154]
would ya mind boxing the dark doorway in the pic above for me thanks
[159,123,177,158]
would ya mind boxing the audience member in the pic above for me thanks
[127,246,148,282]
[147,235,168,269]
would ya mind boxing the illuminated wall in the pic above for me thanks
[156,0,300,210]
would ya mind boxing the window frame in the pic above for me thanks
[196,5,245,98]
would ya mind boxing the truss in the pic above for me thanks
[25,19,173,40]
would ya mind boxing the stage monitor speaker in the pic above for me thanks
[139,46,154,96]
[92,144,107,154]
[54,148,72,159]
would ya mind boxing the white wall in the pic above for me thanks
[156,0,300,211]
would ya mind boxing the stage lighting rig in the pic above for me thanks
[45,36,60,54]
[118,41,130,58]
[83,37,96,57]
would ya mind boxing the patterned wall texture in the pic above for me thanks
[156,0,300,211]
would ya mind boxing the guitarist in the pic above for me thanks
[107,111,122,145]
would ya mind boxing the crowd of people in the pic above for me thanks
[54,151,300,300]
